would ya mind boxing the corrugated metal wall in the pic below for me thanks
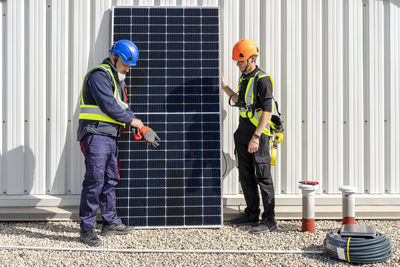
[0,0,399,205]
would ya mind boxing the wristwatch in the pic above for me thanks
[253,133,260,139]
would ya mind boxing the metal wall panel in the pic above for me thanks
[0,0,400,205]
[388,0,400,194]
[346,0,364,195]
[325,0,344,194]
[67,0,93,195]
[181,0,197,5]
[242,0,260,45]
[0,0,4,196]
[365,0,386,194]
[5,0,25,195]
[282,0,303,194]
[26,0,47,194]
[47,0,69,194]
[303,0,323,194]
[159,0,178,6]
[261,0,282,194]
[220,0,240,195]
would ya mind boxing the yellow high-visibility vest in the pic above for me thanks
[79,64,129,126]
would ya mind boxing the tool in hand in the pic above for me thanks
[132,126,161,149]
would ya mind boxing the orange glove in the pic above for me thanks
[139,126,161,149]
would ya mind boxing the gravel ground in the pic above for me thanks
[0,219,398,266]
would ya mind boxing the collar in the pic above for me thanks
[241,65,260,80]
[102,58,124,84]
[102,58,118,73]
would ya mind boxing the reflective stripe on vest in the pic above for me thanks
[79,64,129,126]
[238,71,273,136]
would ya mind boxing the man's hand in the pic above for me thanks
[140,126,161,149]
[221,72,238,103]
[130,118,144,129]
[248,136,260,153]
[221,72,228,90]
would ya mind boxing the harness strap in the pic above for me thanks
[230,71,285,165]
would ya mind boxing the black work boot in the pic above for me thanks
[101,223,135,236]
[250,220,278,234]
[79,230,102,247]
[228,213,259,226]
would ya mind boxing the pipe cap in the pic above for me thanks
[299,184,318,191]
[339,185,356,193]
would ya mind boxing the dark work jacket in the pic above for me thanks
[77,58,136,141]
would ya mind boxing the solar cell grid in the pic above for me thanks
[113,6,221,228]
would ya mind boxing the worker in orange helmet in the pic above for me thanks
[221,39,277,233]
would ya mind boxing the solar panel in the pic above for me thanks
[112,6,222,228]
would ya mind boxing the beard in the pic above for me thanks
[118,72,126,82]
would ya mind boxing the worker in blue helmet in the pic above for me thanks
[77,39,160,246]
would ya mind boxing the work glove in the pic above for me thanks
[140,126,161,149]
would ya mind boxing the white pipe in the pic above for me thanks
[339,185,357,225]
[0,245,324,254]
[299,184,318,233]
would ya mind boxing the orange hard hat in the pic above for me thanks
[232,39,260,61]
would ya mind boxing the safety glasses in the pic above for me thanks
[234,60,247,65]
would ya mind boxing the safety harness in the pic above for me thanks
[79,64,129,126]
[230,71,284,165]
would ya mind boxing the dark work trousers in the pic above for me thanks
[79,134,122,232]
[234,128,275,222]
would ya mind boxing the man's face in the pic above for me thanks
[236,60,248,72]
[236,56,255,72]
[116,57,131,74]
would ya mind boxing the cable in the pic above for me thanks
[323,230,392,264]
[222,150,228,177]
[0,245,323,254]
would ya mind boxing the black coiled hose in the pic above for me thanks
[323,230,392,264]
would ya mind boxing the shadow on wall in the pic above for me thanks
[377,0,400,8]
[89,8,112,69]
[162,79,235,194]
[0,146,73,218]
[1,146,34,195]
[0,5,113,199]
[0,140,74,210]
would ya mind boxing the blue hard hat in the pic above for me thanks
[109,40,139,66]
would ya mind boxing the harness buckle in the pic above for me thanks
[245,105,255,119]
[273,138,278,148]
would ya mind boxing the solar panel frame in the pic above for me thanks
[111,6,223,229]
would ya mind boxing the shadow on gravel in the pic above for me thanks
[273,222,303,233]
[223,223,253,233]
[223,222,306,234]
[0,222,82,244]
